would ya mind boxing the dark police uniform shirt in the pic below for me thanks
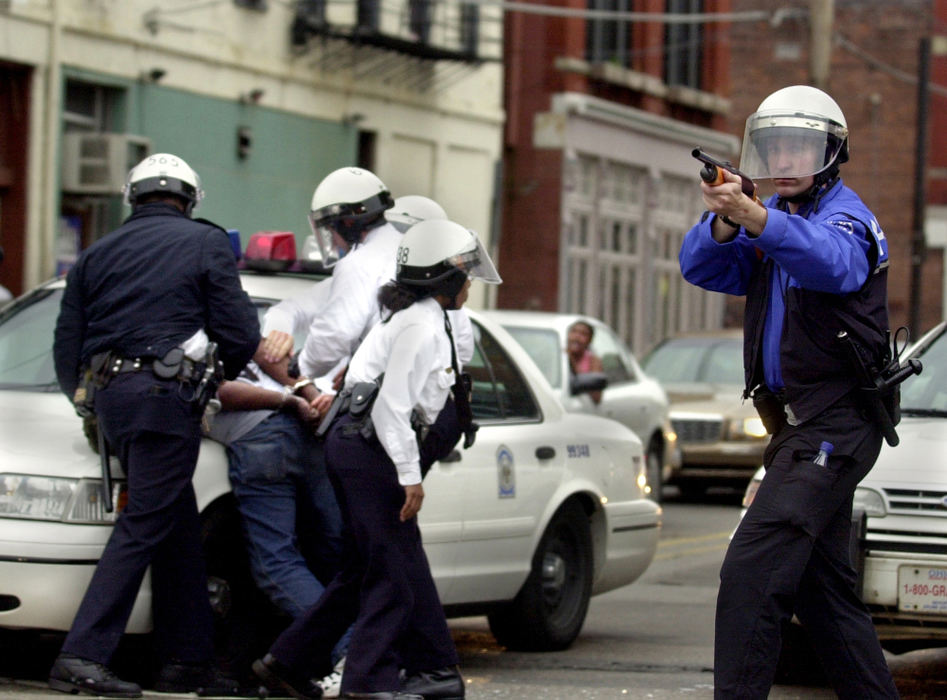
[54,202,260,399]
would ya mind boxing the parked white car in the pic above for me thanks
[482,310,678,502]
[0,270,661,655]
[738,321,947,672]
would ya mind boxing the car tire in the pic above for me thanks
[646,436,664,504]
[201,498,284,680]
[487,500,593,651]
[677,482,707,501]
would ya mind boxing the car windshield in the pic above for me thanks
[501,326,563,389]
[901,324,947,415]
[642,336,744,385]
[0,284,280,392]
[0,288,61,391]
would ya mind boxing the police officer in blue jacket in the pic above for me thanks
[50,153,260,698]
[680,86,899,699]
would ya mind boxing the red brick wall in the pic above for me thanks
[498,0,735,311]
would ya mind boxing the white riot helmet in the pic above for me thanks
[739,85,849,181]
[396,220,501,305]
[385,195,448,233]
[308,166,394,268]
[123,153,204,215]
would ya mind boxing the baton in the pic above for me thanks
[97,419,114,513]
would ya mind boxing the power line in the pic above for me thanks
[836,32,947,98]
[462,0,807,25]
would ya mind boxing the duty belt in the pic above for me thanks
[107,355,202,382]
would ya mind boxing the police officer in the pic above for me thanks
[253,220,501,700]
[50,153,260,698]
[263,185,475,469]
[386,194,476,471]
[679,86,898,698]
[261,166,401,376]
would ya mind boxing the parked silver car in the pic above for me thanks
[483,310,677,503]
[641,330,767,497]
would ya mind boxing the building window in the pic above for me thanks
[409,0,432,43]
[234,0,267,10]
[586,0,629,66]
[665,0,703,88]
[460,2,479,55]
[357,0,380,32]
[63,81,116,132]
[561,154,721,353]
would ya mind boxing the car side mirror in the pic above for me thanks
[570,371,608,396]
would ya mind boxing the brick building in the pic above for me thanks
[498,0,740,355]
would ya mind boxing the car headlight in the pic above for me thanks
[741,473,763,508]
[0,474,125,524]
[853,487,886,517]
[729,417,768,439]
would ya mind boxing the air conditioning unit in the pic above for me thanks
[61,133,151,194]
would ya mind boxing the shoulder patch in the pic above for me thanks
[827,219,855,235]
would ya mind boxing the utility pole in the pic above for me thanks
[909,36,931,336]
[809,0,834,88]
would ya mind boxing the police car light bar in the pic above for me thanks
[244,231,297,272]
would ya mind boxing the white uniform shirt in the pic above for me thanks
[262,222,474,376]
[262,278,332,340]
[345,297,456,487]
[296,222,403,378]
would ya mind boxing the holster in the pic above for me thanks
[72,352,113,418]
[752,387,786,435]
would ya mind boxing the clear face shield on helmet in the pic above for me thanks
[446,236,502,285]
[308,193,392,268]
[739,110,849,180]
[308,211,344,269]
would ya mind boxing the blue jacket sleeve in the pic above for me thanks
[679,214,759,296]
[753,207,871,294]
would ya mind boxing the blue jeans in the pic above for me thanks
[227,411,349,663]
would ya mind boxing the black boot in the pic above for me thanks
[400,666,465,699]
[253,653,323,700]
[48,653,142,698]
[153,661,250,696]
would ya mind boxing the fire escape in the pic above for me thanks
[291,0,495,91]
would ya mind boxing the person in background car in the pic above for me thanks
[566,320,603,404]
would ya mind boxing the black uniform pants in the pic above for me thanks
[62,372,214,667]
[268,413,459,693]
[715,396,898,699]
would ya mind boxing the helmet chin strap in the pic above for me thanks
[779,163,840,212]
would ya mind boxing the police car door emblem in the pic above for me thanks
[497,445,515,498]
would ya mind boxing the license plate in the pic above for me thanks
[898,565,947,613]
